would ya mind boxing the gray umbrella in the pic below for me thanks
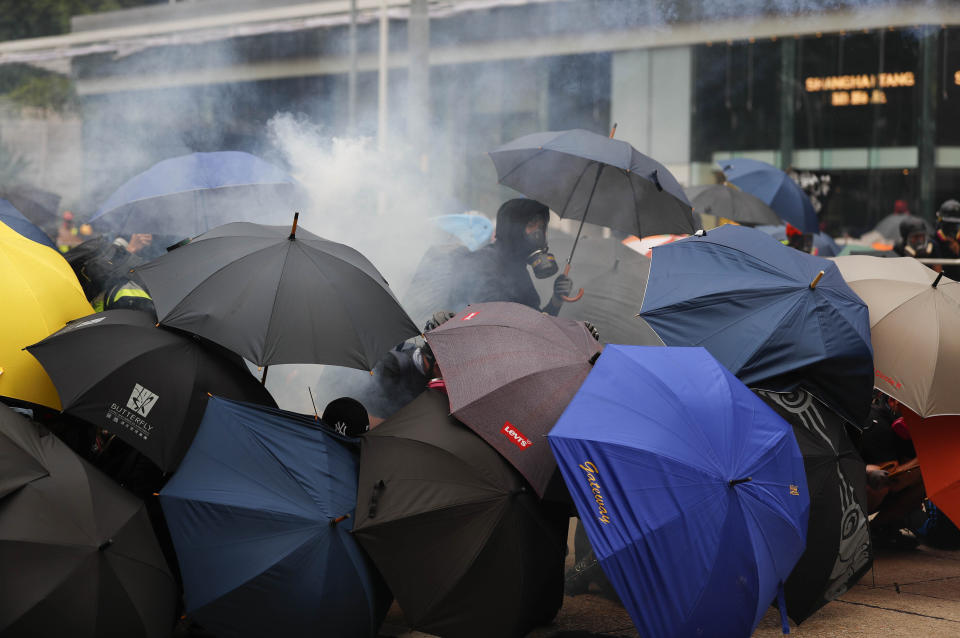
[489,129,695,267]
[133,215,419,372]
[684,184,782,227]
[873,213,933,242]
[553,238,663,345]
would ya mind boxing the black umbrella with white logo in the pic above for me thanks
[26,309,276,472]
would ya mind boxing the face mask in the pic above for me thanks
[526,247,559,279]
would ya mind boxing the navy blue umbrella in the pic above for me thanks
[0,198,57,250]
[549,345,809,638]
[159,396,390,638]
[755,224,841,257]
[638,224,874,424]
[718,159,818,233]
[91,151,300,236]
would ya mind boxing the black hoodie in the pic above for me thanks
[448,199,549,310]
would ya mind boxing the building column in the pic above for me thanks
[918,26,939,220]
[779,37,797,170]
[610,47,692,185]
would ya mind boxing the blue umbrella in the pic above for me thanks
[718,159,818,233]
[639,224,874,424]
[549,345,809,638]
[91,151,300,237]
[755,224,841,257]
[159,396,390,638]
[0,198,57,250]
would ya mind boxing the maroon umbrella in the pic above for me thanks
[425,302,602,497]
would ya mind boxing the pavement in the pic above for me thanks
[379,523,960,638]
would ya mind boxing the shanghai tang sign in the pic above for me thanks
[805,71,915,107]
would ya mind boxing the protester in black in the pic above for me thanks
[450,199,572,316]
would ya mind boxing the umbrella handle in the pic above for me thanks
[561,264,584,302]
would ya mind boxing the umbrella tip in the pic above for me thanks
[98,539,114,551]
[331,513,351,525]
[608,122,618,138]
[933,271,944,288]
[810,270,825,290]
[588,352,601,366]
[694,229,707,237]
[289,211,300,240]
[729,477,752,487]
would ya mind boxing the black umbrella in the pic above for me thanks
[0,421,47,498]
[352,390,567,638]
[133,216,419,372]
[684,183,783,227]
[489,129,695,271]
[755,388,873,624]
[0,405,177,637]
[26,309,276,472]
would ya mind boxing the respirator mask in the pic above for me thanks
[522,229,559,278]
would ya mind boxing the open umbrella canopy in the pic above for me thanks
[160,396,390,638]
[549,346,809,638]
[639,224,874,424]
[352,390,567,638]
[0,405,177,638]
[134,220,419,369]
[873,213,933,242]
[901,410,960,529]
[685,183,783,227]
[557,242,663,346]
[718,158,819,233]
[831,256,960,417]
[425,302,603,498]
[0,199,57,250]
[26,309,276,472]
[755,389,872,624]
[0,183,60,230]
[489,129,696,241]
[91,151,300,236]
[0,416,47,499]
[0,222,92,410]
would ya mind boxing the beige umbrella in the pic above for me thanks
[831,255,960,416]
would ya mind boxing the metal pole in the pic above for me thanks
[377,0,389,152]
[779,37,797,170]
[918,26,938,222]
[347,0,358,133]
[408,0,430,169]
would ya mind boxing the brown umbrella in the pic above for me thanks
[831,255,960,416]
[425,301,602,498]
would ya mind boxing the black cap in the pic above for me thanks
[322,397,369,437]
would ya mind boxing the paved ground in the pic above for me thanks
[380,526,960,637]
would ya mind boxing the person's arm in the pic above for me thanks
[542,275,572,316]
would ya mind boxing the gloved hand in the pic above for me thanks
[552,274,573,301]
[583,321,600,342]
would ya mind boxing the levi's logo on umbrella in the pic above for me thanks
[502,421,532,449]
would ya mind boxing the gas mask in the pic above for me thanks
[522,229,559,278]
[526,247,559,278]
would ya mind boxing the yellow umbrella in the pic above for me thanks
[0,221,92,409]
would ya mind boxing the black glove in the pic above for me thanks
[583,321,600,342]
[552,274,573,301]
